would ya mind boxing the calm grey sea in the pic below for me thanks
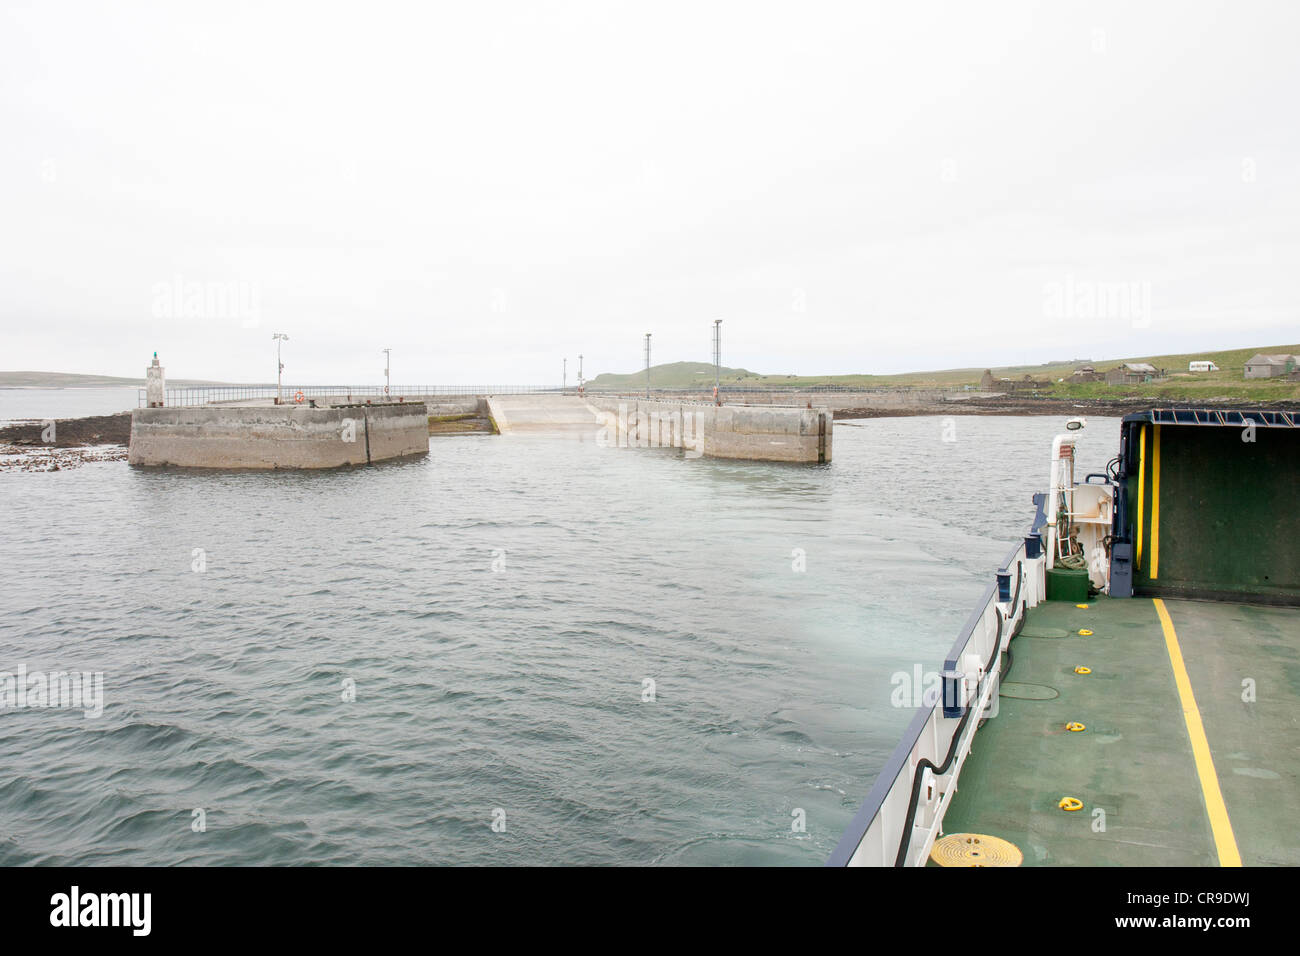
[0,387,139,422]
[0,389,1119,865]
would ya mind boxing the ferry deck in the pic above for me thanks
[939,594,1300,865]
[830,408,1300,867]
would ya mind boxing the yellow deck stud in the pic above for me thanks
[1058,797,1083,812]
[1066,721,1086,732]
[1074,666,1091,675]
[1078,628,1093,636]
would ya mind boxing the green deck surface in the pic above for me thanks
[939,595,1300,866]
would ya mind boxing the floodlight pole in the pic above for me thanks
[272,333,289,404]
[713,319,722,405]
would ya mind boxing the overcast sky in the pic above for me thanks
[2,1,1297,384]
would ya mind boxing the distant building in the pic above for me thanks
[1243,354,1296,379]
[1070,365,1102,382]
[977,369,1051,391]
[1188,360,1219,372]
[1105,362,1160,386]
[1005,373,1052,391]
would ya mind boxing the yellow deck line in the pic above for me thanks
[1136,427,1146,569]
[1151,425,1161,579]
[1153,598,1241,866]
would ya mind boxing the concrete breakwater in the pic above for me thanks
[586,397,831,463]
[246,394,482,418]
[125,393,829,467]
[127,403,429,468]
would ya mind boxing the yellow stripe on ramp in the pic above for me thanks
[1153,598,1241,867]
[1136,427,1146,570]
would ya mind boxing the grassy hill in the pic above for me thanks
[589,344,1300,402]
[587,361,763,389]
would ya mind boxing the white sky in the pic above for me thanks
[2,1,1297,384]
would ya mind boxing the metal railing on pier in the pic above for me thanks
[581,384,959,394]
[139,385,562,407]
[138,383,970,407]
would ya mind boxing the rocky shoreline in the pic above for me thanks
[0,413,131,471]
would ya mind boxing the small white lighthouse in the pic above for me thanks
[146,352,165,407]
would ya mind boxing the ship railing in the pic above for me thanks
[826,533,1045,867]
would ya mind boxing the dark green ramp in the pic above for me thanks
[1130,421,1300,603]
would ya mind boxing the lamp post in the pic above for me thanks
[578,354,583,393]
[644,333,652,399]
[272,333,289,404]
[383,348,391,397]
[563,357,567,394]
[713,319,722,405]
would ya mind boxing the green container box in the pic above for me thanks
[1046,566,1091,602]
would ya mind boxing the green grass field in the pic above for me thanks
[588,346,1300,401]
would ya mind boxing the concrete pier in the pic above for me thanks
[126,388,834,466]
[588,397,832,463]
[481,394,831,463]
[128,403,429,468]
